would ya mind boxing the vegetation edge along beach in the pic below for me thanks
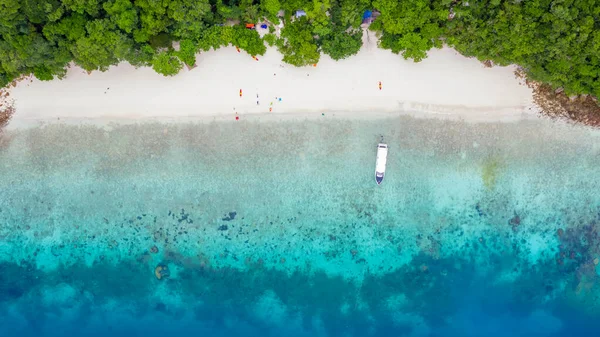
[1,0,599,125]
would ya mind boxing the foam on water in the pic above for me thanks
[1,115,600,336]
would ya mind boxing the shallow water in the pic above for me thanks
[1,116,600,336]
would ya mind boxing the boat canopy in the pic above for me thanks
[375,144,388,174]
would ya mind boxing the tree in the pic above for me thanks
[152,50,183,76]
[233,26,266,56]
[1,0,599,104]
[216,0,243,21]
[133,0,171,42]
[339,0,371,28]
[103,0,139,34]
[196,26,229,52]
[61,0,102,17]
[0,0,26,37]
[240,0,260,23]
[372,0,447,61]
[70,19,135,71]
[321,29,362,60]
[277,18,320,66]
[446,0,600,97]
[21,0,61,24]
[263,33,277,47]
[261,0,281,22]
[177,39,197,66]
[319,0,364,60]
[168,0,211,39]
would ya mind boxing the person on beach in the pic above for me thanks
[379,81,382,90]
[239,89,242,97]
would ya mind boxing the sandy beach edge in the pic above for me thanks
[5,31,538,129]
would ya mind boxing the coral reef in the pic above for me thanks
[154,264,170,280]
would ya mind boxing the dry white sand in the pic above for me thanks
[8,30,535,126]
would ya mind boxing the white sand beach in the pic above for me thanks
[8,31,535,126]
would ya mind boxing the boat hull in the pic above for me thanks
[375,143,388,185]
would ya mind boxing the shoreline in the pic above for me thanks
[5,107,541,130]
[7,31,536,128]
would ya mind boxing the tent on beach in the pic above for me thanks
[361,10,380,25]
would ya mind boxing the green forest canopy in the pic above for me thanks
[1,0,599,99]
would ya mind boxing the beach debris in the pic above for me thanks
[235,116,239,120]
[154,264,170,280]
[236,47,241,53]
[269,107,272,112]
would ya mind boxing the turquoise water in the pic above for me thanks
[1,115,600,336]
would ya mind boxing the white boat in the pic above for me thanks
[375,141,388,185]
